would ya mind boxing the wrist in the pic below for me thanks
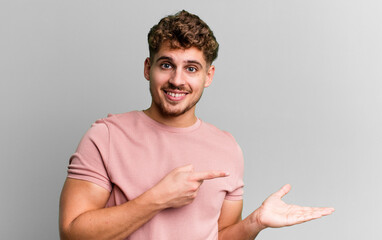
[236,210,267,240]
[135,187,168,212]
[249,208,268,232]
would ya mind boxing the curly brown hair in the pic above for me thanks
[148,10,219,65]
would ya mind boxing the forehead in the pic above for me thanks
[153,42,207,66]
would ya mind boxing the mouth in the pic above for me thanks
[164,90,188,101]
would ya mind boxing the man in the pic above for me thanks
[59,10,334,240]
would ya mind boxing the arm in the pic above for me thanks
[218,200,264,240]
[59,178,164,240]
[218,184,335,240]
[59,164,228,240]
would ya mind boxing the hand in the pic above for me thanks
[151,164,229,209]
[251,184,335,229]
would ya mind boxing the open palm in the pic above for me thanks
[254,184,335,229]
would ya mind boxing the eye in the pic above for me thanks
[187,66,197,73]
[161,63,172,69]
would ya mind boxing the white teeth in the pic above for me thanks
[167,92,185,98]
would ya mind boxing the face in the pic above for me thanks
[144,43,215,119]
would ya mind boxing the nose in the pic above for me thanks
[168,68,185,87]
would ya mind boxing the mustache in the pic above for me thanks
[162,83,192,93]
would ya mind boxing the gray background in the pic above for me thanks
[1,0,381,239]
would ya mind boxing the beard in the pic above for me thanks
[149,83,203,117]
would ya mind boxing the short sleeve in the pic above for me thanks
[224,134,244,201]
[67,120,112,192]
[224,182,244,201]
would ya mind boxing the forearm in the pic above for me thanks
[60,190,164,240]
[218,211,266,240]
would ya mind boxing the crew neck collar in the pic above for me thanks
[136,111,202,133]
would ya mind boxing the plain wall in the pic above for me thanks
[1,0,381,239]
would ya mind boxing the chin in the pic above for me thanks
[160,108,189,117]
[158,103,195,117]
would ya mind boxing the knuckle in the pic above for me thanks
[190,185,199,192]
[204,173,212,179]
[190,192,197,199]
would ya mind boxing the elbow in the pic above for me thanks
[59,219,76,240]
[59,229,69,240]
[59,223,71,240]
[217,227,228,240]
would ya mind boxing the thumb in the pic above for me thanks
[272,184,292,199]
[176,164,194,172]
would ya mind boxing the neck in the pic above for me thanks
[143,107,197,128]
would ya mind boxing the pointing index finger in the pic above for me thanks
[190,171,230,181]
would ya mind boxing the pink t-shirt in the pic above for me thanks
[67,111,244,240]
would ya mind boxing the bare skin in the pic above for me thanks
[60,45,335,240]
[59,165,229,240]
[218,184,335,240]
[143,42,214,127]
[60,174,334,240]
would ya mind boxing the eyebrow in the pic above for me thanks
[156,56,204,70]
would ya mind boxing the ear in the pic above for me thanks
[204,65,215,88]
[144,57,151,81]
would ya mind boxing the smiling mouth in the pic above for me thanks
[166,91,186,97]
[164,90,188,101]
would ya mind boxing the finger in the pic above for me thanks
[295,212,321,224]
[298,209,332,223]
[302,206,335,215]
[292,207,335,224]
[289,210,322,225]
[314,207,335,216]
[176,164,194,172]
[190,171,230,181]
[296,206,335,216]
[272,184,291,199]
